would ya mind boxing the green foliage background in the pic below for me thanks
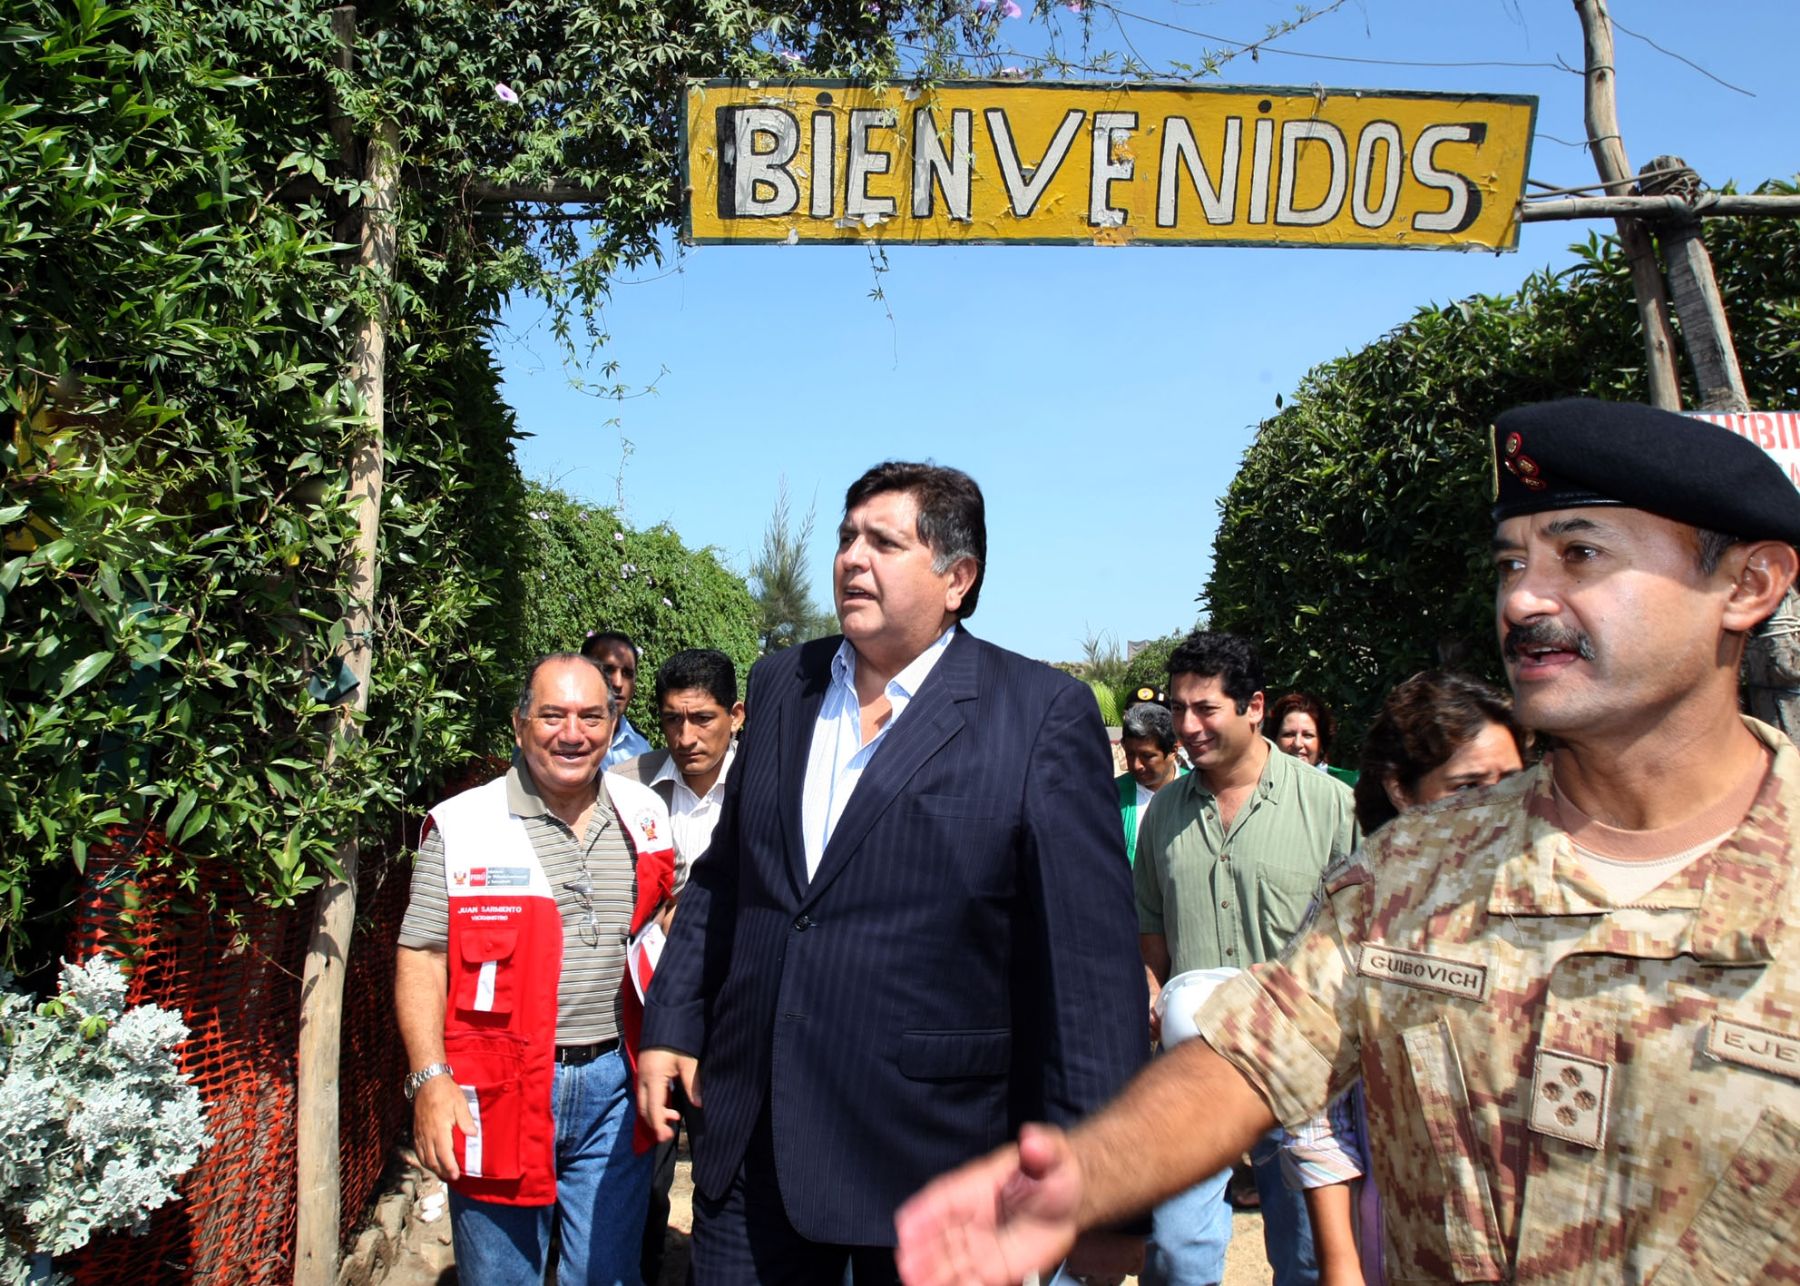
[1204,184,1800,759]
[0,0,932,973]
[514,481,762,742]
[1120,631,1188,702]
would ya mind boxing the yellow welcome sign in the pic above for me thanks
[682,79,1535,250]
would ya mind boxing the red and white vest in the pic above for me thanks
[429,771,676,1206]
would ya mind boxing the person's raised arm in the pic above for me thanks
[894,1037,1274,1286]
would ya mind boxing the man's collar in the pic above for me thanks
[1186,737,1282,802]
[648,742,737,795]
[610,713,640,748]
[1485,717,1798,963]
[833,625,958,696]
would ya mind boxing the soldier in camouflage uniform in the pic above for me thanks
[893,399,1800,1286]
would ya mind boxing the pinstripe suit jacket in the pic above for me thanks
[640,627,1148,1245]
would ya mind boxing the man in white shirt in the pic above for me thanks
[613,646,745,1283]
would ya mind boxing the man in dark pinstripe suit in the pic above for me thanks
[637,462,1148,1285]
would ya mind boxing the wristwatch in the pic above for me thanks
[403,1062,454,1101]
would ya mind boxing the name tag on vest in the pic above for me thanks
[1358,943,1489,1002]
[1706,1017,1800,1082]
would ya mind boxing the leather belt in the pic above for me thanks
[555,1038,621,1066]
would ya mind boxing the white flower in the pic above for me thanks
[493,82,520,105]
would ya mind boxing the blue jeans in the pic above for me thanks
[447,1048,655,1285]
[1141,1165,1231,1286]
[1141,1130,1317,1286]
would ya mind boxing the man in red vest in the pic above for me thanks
[396,652,676,1285]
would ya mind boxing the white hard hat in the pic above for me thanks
[1156,967,1242,1048]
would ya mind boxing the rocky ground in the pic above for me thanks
[369,1148,1272,1286]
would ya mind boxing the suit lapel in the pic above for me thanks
[799,630,978,910]
[778,642,834,897]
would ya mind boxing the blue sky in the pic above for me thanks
[498,0,1799,663]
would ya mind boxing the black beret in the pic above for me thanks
[1491,398,1800,546]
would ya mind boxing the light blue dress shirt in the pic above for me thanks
[601,713,651,770]
[800,627,956,881]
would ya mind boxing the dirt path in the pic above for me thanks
[382,1156,1273,1285]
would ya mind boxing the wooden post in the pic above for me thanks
[1573,0,1681,410]
[1638,156,1750,413]
[292,92,399,1286]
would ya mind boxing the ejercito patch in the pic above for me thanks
[1705,1017,1800,1082]
[1358,942,1489,1002]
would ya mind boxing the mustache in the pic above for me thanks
[1503,621,1596,663]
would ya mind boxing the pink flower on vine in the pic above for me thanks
[494,83,520,105]
[1065,2,1084,11]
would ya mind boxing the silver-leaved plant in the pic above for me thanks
[0,956,211,1285]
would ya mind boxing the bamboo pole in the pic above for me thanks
[1520,193,1800,222]
[292,106,400,1286]
[1573,0,1680,410]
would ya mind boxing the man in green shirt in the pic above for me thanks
[1134,632,1358,1286]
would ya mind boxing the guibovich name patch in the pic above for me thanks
[1358,943,1489,1002]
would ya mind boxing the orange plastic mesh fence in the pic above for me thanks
[62,825,413,1284]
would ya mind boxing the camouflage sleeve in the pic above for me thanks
[1194,851,1369,1128]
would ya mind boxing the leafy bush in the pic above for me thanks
[513,482,761,744]
[0,956,209,1279]
[2,0,948,971]
[1205,191,1800,755]
[1120,632,1188,700]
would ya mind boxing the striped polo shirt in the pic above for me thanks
[399,760,637,1044]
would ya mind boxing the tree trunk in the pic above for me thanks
[292,113,399,1286]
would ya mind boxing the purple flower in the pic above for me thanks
[1002,0,1022,16]
[778,49,802,63]
[1065,1,1084,11]
[493,82,520,105]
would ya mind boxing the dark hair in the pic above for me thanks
[1120,701,1176,752]
[515,653,618,720]
[843,461,986,619]
[580,629,637,660]
[1165,631,1264,714]
[1267,692,1336,752]
[654,648,739,711]
[1353,671,1528,833]
[1694,527,1743,574]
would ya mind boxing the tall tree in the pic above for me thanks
[752,481,834,654]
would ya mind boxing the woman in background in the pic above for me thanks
[1269,691,1358,786]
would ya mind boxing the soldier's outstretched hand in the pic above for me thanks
[895,1123,1084,1286]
